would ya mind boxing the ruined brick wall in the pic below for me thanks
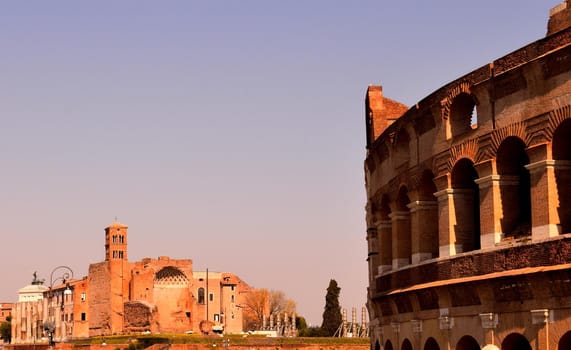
[123,300,158,333]
[548,1,571,35]
[88,262,111,336]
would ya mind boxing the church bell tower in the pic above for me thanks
[105,221,128,261]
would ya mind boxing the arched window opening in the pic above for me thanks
[558,330,571,349]
[401,338,412,350]
[394,128,410,168]
[424,337,440,350]
[384,340,394,350]
[553,119,571,234]
[501,333,531,350]
[451,158,481,252]
[450,93,477,137]
[374,341,380,350]
[496,137,531,239]
[456,335,480,350]
[197,287,205,304]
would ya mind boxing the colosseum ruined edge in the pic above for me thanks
[364,2,571,350]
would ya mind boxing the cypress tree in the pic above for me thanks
[321,279,342,336]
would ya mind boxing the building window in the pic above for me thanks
[198,288,205,304]
[231,286,235,291]
[81,313,86,321]
[214,314,219,322]
[209,293,214,302]
[81,292,86,301]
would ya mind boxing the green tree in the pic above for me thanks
[0,316,11,343]
[320,279,342,336]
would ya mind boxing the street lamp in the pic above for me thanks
[44,266,74,346]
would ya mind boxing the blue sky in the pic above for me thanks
[0,1,561,325]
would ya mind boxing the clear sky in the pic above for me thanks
[1,1,561,326]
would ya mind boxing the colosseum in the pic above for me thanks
[364,2,571,350]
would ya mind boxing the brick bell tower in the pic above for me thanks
[105,220,128,334]
[105,221,128,261]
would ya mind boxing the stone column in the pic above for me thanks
[475,175,503,248]
[531,309,551,350]
[479,313,498,347]
[408,201,439,264]
[13,302,21,344]
[378,220,392,273]
[390,211,411,269]
[526,160,563,240]
[435,188,454,258]
[367,226,379,285]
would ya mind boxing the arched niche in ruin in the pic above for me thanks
[451,158,481,252]
[496,136,531,238]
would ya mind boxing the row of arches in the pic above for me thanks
[375,331,571,350]
[371,119,571,272]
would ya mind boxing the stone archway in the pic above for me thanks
[496,136,531,238]
[401,338,412,350]
[451,158,481,252]
[385,339,394,350]
[456,335,480,350]
[424,337,440,350]
[501,333,531,350]
[558,330,571,349]
[450,92,478,136]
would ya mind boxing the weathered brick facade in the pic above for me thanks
[364,2,571,350]
[11,222,252,344]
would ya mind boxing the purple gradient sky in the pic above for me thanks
[0,1,560,325]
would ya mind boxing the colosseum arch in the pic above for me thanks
[450,92,478,137]
[401,338,412,350]
[559,330,571,349]
[456,335,480,350]
[451,158,481,252]
[553,118,571,234]
[392,186,412,268]
[501,333,531,350]
[496,136,531,238]
[385,339,394,350]
[424,337,440,350]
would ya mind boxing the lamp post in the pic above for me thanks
[44,266,74,347]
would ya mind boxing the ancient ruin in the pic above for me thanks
[364,2,571,349]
